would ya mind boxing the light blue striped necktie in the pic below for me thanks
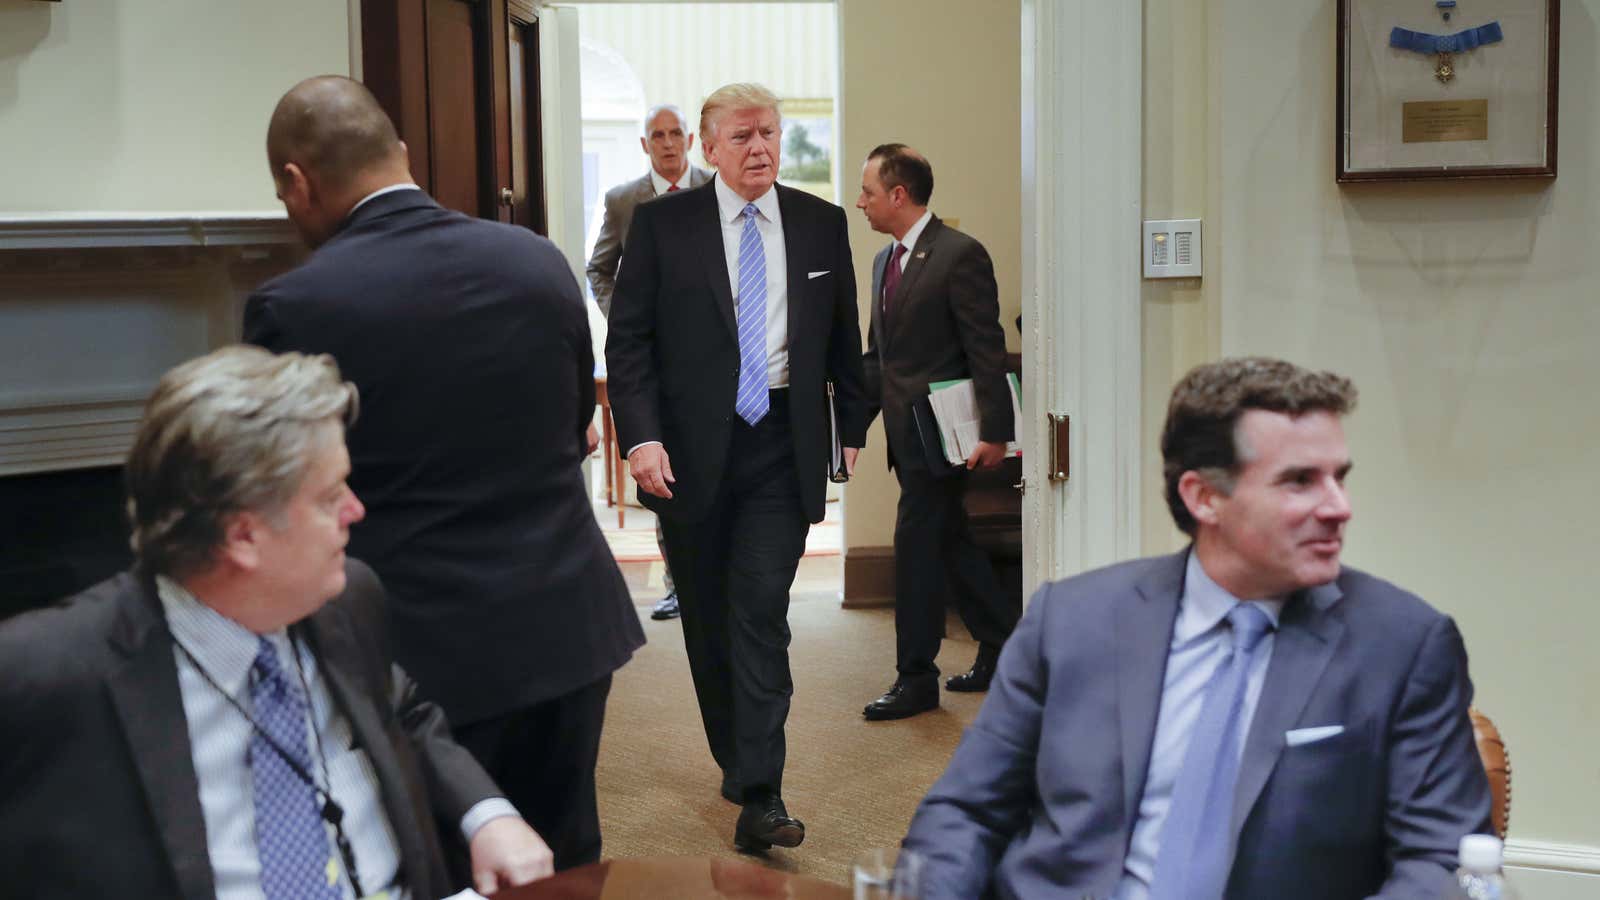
[1149,603,1274,900]
[734,202,770,425]
[250,637,342,900]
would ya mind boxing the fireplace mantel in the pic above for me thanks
[0,212,297,250]
[1,214,305,476]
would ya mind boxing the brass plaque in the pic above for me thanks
[1402,99,1489,143]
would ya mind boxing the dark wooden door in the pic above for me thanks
[361,0,545,229]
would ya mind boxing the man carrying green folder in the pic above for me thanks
[855,144,1021,721]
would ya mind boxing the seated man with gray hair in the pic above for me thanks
[0,346,554,898]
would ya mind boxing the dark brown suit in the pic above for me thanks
[863,215,1019,681]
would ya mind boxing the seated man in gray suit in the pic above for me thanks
[586,102,711,621]
[903,357,1492,900]
[0,346,553,899]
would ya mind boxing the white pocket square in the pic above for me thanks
[1285,725,1344,747]
[807,270,830,279]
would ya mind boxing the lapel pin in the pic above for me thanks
[915,251,927,259]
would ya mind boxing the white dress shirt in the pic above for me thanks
[892,209,935,272]
[1112,553,1285,899]
[648,165,694,196]
[158,577,517,899]
[713,174,789,388]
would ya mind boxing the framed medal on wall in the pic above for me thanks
[1337,0,1558,182]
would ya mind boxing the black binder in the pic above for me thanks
[827,381,850,483]
[910,397,965,478]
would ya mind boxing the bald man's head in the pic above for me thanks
[267,76,403,191]
[265,76,413,248]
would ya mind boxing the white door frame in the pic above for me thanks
[1020,0,1145,594]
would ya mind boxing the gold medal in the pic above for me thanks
[1434,51,1455,82]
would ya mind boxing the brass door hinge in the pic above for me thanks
[1047,413,1070,482]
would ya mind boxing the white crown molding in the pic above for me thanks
[1506,838,1600,874]
[0,212,295,250]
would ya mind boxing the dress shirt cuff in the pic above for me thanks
[460,798,522,843]
[625,440,663,458]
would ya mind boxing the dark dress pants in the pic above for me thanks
[451,673,613,871]
[893,463,1020,681]
[659,390,810,801]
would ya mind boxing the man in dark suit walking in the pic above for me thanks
[606,82,868,852]
[243,76,643,871]
[0,346,553,899]
[854,144,1020,721]
[902,358,1492,899]
[587,103,712,622]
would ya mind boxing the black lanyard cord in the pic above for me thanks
[173,638,366,897]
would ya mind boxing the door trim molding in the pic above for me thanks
[1020,0,1145,594]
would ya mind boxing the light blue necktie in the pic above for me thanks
[1149,603,1274,900]
[734,202,770,425]
[250,637,342,900]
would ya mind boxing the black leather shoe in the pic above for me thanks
[862,678,939,721]
[734,795,805,851]
[650,590,680,621]
[940,646,992,688]
[720,771,741,804]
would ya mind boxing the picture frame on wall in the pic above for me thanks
[1337,0,1558,182]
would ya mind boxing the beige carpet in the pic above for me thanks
[595,581,984,887]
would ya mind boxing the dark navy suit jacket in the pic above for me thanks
[903,550,1492,899]
[0,560,493,899]
[245,189,643,725]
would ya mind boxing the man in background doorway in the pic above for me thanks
[606,82,869,853]
[587,103,712,622]
[855,144,1019,721]
[245,75,643,872]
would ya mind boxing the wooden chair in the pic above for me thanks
[1470,706,1512,839]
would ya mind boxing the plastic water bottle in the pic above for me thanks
[1452,834,1519,899]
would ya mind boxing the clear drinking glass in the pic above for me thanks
[853,847,925,900]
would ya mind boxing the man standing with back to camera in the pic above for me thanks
[587,103,712,622]
[854,143,1020,722]
[244,75,643,871]
[606,82,868,852]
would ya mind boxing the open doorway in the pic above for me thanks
[566,2,845,605]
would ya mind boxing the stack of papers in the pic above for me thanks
[927,374,1022,466]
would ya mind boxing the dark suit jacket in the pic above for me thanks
[244,189,643,725]
[903,550,1492,900]
[604,181,868,523]
[586,166,712,316]
[0,560,497,900]
[864,215,1013,472]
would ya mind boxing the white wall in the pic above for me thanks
[0,0,350,214]
[1197,0,1600,878]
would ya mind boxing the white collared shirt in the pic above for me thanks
[892,209,935,272]
[348,183,422,216]
[713,174,789,388]
[648,166,694,197]
[158,577,517,899]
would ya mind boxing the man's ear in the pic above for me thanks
[685,133,695,153]
[217,512,265,573]
[278,162,313,207]
[1178,470,1223,528]
[639,136,650,156]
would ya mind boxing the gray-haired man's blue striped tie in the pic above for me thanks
[734,202,770,425]
[250,637,341,899]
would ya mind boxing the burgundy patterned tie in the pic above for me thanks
[881,242,907,324]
